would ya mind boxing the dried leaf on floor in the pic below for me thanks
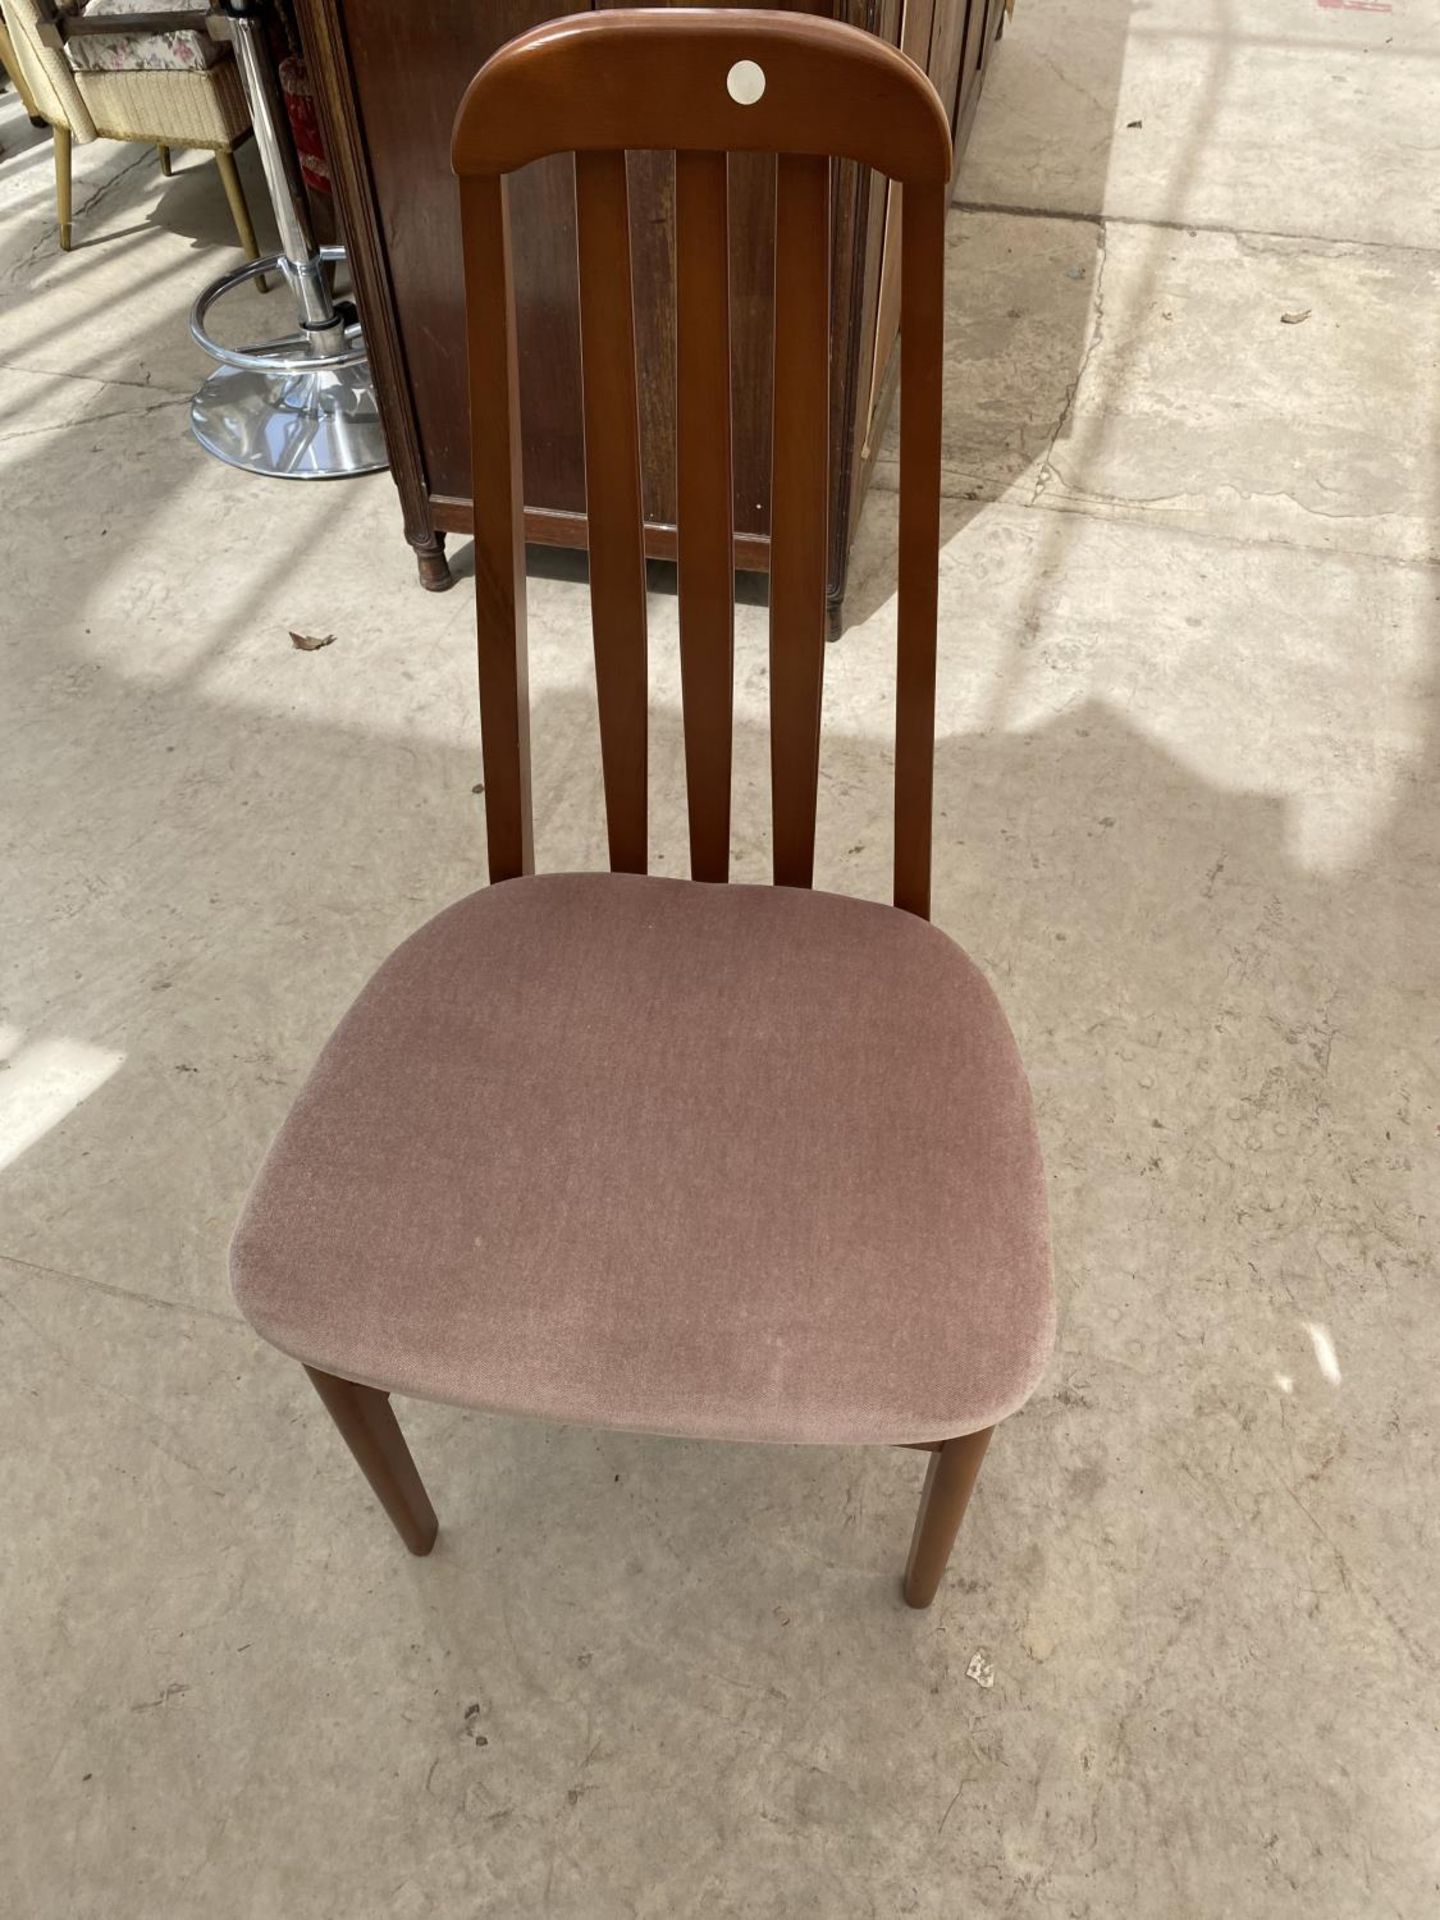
[289,630,337,651]
[965,1651,995,1690]
[1280,309,1313,325]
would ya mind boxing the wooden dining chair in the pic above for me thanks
[230,8,1053,1612]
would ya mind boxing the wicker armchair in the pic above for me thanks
[2,0,256,257]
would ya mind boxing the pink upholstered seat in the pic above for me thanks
[231,872,1052,1447]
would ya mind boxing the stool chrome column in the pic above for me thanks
[189,0,387,480]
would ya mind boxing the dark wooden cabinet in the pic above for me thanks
[295,0,1005,612]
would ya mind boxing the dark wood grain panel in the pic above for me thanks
[956,0,994,150]
[339,0,588,508]
[827,0,900,602]
[866,0,938,441]
[626,148,776,540]
[928,0,970,152]
[728,150,778,539]
[625,148,677,527]
[297,0,450,583]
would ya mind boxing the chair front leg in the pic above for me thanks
[54,124,72,250]
[903,1425,994,1609]
[304,1366,438,1555]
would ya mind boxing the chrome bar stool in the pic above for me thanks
[189,0,387,479]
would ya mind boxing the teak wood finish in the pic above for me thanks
[305,9,991,1608]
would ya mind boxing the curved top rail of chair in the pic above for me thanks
[450,8,954,185]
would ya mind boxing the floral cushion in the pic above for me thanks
[63,0,225,75]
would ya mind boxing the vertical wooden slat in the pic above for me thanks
[460,174,533,882]
[675,148,734,884]
[575,149,648,874]
[893,179,946,920]
[769,153,831,889]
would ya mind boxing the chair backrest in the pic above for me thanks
[3,0,97,140]
[451,8,951,918]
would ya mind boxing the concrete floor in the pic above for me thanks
[1,3,1437,1914]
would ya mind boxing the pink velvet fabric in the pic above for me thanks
[231,874,1053,1445]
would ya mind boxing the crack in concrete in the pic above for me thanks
[0,1283,232,1491]
[0,360,190,397]
[1,144,154,281]
[1042,464,1400,528]
[0,392,189,445]
[1028,483,1437,571]
[863,451,1432,573]
[1027,48,1113,122]
[0,1249,242,1327]
[952,196,1440,261]
[71,144,154,227]
[1031,217,1108,508]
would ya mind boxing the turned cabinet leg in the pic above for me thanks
[304,1366,438,1555]
[903,1426,994,1609]
[412,530,454,592]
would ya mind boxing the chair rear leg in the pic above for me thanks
[214,146,269,291]
[304,1366,438,1555]
[214,146,259,260]
[903,1425,994,1609]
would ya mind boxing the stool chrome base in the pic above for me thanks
[190,356,387,481]
[189,247,388,482]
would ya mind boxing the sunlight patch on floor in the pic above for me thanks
[0,1026,125,1173]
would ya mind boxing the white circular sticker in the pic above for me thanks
[726,60,766,106]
